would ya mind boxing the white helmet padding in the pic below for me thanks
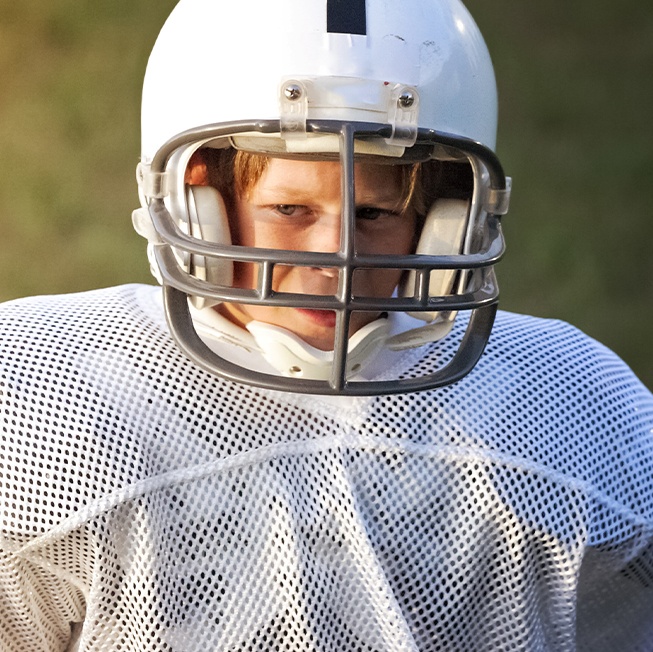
[185,186,232,310]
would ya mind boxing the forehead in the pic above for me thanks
[253,157,405,192]
[197,147,417,206]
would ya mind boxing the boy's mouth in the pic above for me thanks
[295,308,337,328]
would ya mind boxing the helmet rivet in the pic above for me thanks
[398,90,415,108]
[284,84,303,101]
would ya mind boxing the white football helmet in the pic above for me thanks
[133,0,511,395]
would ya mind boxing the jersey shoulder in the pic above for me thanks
[484,309,647,391]
[0,282,165,334]
[0,284,177,534]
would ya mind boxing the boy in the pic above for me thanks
[1,0,652,650]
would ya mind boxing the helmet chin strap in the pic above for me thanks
[188,304,390,381]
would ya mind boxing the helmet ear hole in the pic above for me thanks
[186,185,234,308]
[401,198,470,322]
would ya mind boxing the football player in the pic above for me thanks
[1,0,651,650]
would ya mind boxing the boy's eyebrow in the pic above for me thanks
[256,184,403,205]
[355,190,404,205]
[254,185,316,202]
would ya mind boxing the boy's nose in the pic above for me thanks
[305,213,342,254]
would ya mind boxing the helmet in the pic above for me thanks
[132,0,511,395]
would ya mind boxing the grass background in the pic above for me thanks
[1,0,651,389]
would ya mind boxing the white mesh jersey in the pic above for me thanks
[1,284,652,652]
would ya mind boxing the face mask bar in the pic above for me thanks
[140,119,509,395]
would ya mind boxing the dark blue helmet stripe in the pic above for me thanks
[327,0,367,35]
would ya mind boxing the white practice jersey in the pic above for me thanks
[1,284,652,652]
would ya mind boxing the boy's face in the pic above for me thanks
[219,157,417,351]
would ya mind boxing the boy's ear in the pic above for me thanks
[184,150,210,186]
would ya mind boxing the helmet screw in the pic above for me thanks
[284,83,303,101]
[398,90,415,108]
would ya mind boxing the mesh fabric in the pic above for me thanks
[1,284,652,651]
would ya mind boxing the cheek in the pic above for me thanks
[357,218,417,256]
[353,219,416,296]
[230,202,254,247]
[232,247,295,291]
[397,215,419,254]
[231,261,255,290]
[232,205,291,250]
[352,268,404,298]
[229,203,279,289]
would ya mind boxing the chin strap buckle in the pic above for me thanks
[136,162,169,200]
[485,176,512,215]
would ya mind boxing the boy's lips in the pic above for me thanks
[295,308,337,328]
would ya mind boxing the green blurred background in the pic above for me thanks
[1,0,652,389]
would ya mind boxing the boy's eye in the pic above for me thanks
[355,207,397,221]
[269,204,399,220]
[274,204,298,216]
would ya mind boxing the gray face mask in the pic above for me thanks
[133,120,510,396]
